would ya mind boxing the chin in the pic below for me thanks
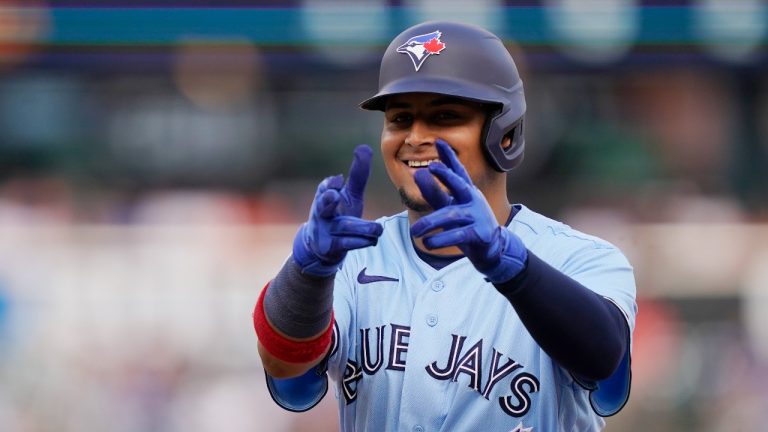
[398,187,432,213]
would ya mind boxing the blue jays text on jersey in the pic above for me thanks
[269,205,637,431]
[333,320,541,418]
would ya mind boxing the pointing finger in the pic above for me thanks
[423,228,469,250]
[414,168,452,210]
[436,139,472,184]
[410,206,473,237]
[345,145,373,201]
[428,161,473,204]
[330,217,384,239]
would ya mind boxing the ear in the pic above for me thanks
[501,135,512,150]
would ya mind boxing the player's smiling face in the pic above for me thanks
[381,92,491,212]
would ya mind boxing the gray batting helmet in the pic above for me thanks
[360,21,526,172]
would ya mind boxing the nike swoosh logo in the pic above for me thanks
[357,267,399,284]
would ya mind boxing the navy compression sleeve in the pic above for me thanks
[263,258,334,339]
[494,252,629,381]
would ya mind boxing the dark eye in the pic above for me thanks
[434,110,461,123]
[388,112,412,126]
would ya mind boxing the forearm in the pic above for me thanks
[254,145,382,379]
[495,252,628,381]
[254,258,335,378]
[264,258,334,338]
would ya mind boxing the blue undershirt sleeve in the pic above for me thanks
[494,251,631,416]
[265,360,330,412]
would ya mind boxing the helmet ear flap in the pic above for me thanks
[483,107,525,172]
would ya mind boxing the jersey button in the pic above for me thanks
[431,280,444,292]
[426,314,438,327]
[413,426,424,432]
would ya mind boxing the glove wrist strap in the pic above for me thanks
[292,224,343,277]
[483,231,528,284]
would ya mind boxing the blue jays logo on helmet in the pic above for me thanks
[396,30,446,71]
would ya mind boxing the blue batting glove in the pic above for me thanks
[293,145,384,277]
[410,139,527,284]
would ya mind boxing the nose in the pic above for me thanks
[404,119,436,148]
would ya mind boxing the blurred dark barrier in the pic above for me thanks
[1,3,766,69]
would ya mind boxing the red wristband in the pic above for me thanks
[253,282,334,364]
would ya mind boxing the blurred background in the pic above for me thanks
[0,0,767,431]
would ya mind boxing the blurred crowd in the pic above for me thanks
[0,1,767,431]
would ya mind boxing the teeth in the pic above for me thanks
[407,159,439,167]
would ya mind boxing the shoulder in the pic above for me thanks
[513,205,637,324]
[510,204,633,273]
[511,204,620,252]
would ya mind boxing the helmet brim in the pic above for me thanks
[359,76,517,111]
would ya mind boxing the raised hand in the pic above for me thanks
[410,139,527,284]
[293,145,384,277]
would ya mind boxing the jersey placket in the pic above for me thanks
[396,269,453,432]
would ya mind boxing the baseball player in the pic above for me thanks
[254,21,636,431]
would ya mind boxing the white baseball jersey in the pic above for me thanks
[268,204,636,431]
